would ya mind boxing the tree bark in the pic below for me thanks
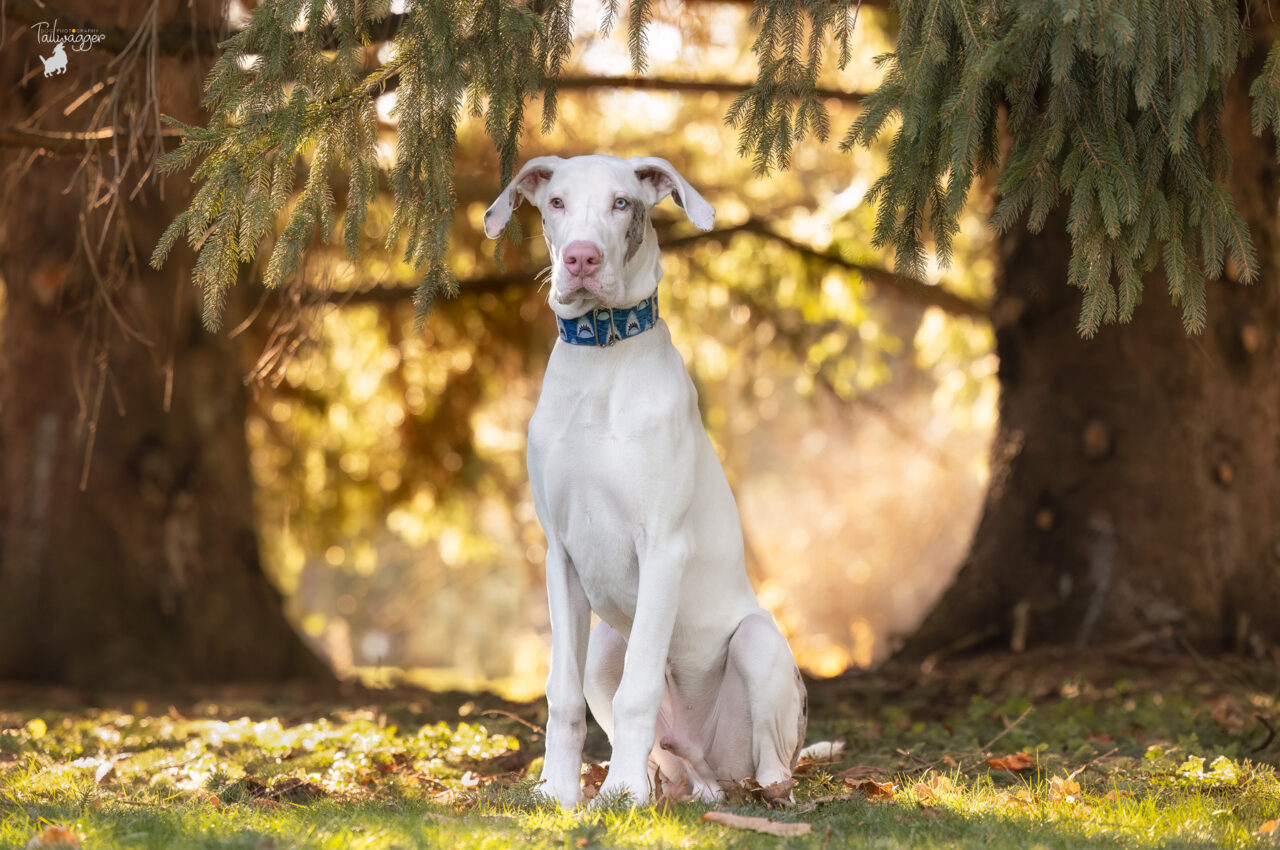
[900,61,1280,662]
[0,2,331,685]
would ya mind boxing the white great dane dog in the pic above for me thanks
[485,155,807,806]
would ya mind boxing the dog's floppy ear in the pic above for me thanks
[630,156,715,231]
[484,156,563,238]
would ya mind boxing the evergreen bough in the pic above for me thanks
[151,0,573,329]
[843,0,1278,336]
[153,0,1280,336]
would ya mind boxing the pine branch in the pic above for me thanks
[345,70,869,104]
[302,219,989,320]
[3,72,846,156]
[678,218,989,318]
[848,0,1254,336]
[0,125,185,153]
[554,74,864,103]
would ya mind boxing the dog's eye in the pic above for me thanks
[549,197,564,209]
[613,197,630,211]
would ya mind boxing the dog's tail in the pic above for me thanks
[797,740,845,762]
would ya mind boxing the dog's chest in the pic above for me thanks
[527,333,698,629]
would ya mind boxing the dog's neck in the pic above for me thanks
[555,291,660,347]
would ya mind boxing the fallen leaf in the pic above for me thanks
[25,826,79,849]
[1048,776,1081,803]
[913,775,956,803]
[762,779,795,804]
[987,752,1035,771]
[722,777,795,807]
[701,811,812,837]
[848,779,895,801]
[580,763,608,800]
[1002,788,1036,810]
[834,764,886,783]
[1259,819,1279,835]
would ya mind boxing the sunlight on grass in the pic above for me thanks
[3,662,1279,848]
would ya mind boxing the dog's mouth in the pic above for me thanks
[549,270,619,314]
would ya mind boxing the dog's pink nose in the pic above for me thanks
[562,240,602,277]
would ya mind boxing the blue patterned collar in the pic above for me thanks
[555,292,660,347]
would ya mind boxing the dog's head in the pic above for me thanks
[484,155,714,318]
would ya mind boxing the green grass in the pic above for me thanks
[2,652,1279,848]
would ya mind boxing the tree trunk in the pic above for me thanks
[0,2,331,685]
[901,60,1280,662]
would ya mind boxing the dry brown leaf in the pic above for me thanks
[1259,819,1279,835]
[580,763,609,800]
[987,752,1035,771]
[835,764,886,783]
[701,811,812,837]
[1002,788,1036,810]
[25,826,79,849]
[1048,776,1081,803]
[762,779,796,805]
[913,775,956,803]
[849,779,896,801]
[722,777,795,807]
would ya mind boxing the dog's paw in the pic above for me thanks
[533,779,584,809]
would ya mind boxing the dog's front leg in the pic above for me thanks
[596,534,692,805]
[539,543,592,807]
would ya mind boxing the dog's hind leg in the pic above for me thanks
[726,611,807,789]
[584,621,626,741]
[585,622,720,802]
